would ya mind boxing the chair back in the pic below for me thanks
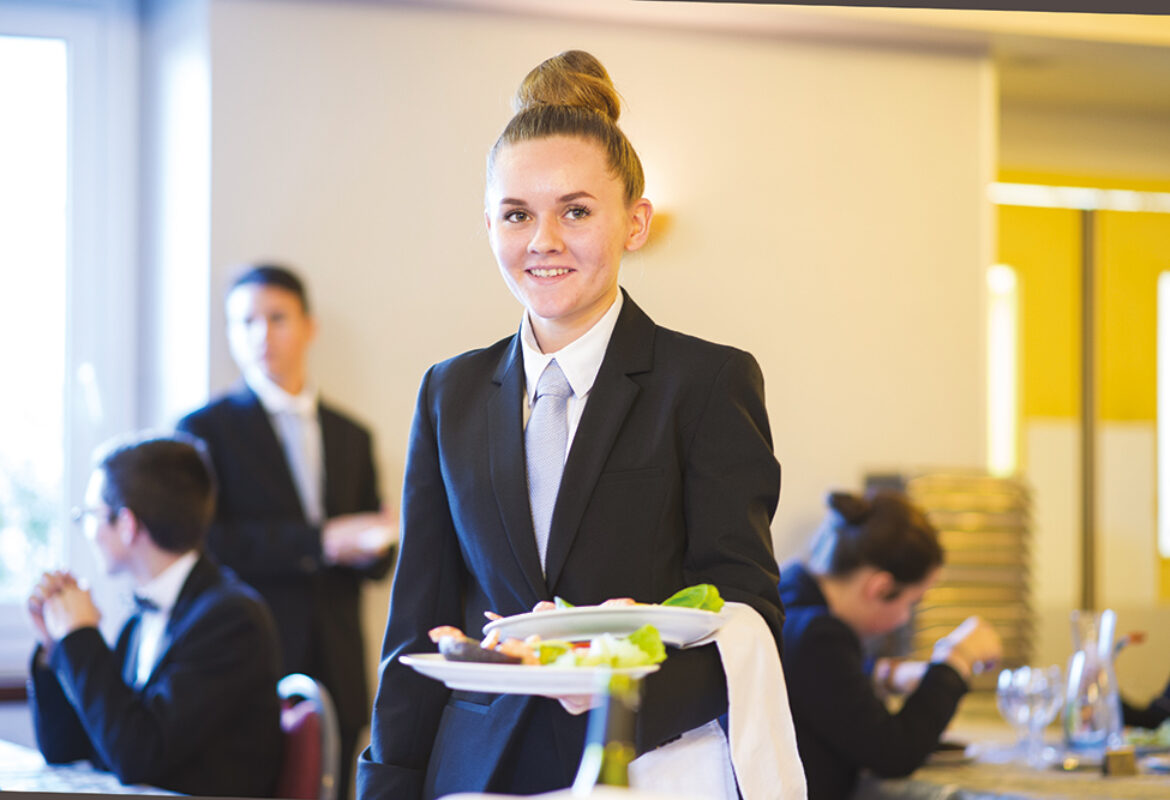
[275,673,340,800]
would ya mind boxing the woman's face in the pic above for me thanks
[485,136,651,353]
[857,567,940,639]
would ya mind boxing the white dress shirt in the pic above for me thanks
[519,291,624,454]
[245,368,325,524]
[132,550,199,688]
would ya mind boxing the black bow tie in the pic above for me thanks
[133,594,160,613]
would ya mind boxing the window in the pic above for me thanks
[0,1,138,682]
[0,34,68,608]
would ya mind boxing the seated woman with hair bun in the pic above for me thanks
[780,490,1002,800]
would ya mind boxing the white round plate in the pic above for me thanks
[482,604,724,647]
[400,653,659,696]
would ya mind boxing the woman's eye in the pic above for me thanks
[503,210,529,223]
[565,206,591,220]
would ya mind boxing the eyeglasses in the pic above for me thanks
[71,506,115,525]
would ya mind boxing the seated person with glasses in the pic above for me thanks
[26,433,283,797]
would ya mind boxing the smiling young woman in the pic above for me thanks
[359,50,789,800]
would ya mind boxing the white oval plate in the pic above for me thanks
[482,604,724,647]
[400,653,659,696]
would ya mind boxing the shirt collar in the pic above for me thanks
[520,291,623,405]
[245,368,318,418]
[135,550,199,616]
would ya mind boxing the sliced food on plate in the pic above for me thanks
[427,622,666,669]
[401,584,726,694]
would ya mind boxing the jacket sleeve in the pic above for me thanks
[1122,674,1170,729]
[640,349,784,750]
[358,366,464,800]
[350,422,396,581]
[28,645,98,766]
[787,615,967,777]
[48,596,278,788]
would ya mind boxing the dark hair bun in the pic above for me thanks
[827,491,870,524]
[513,50,622,123]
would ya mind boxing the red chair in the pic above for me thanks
[275,673,340,800]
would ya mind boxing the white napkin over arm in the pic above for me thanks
[629,601,807,800]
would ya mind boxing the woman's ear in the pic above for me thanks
[625,198,654,252]
[864,569,898,603]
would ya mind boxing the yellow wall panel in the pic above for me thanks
[1098,212,1170,422]
[996,205,1081,420]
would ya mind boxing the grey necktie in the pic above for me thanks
[526,359,572,572]
[274,409,323,524]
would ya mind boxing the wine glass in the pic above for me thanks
[996,666,1030,756]
[996,665,1063,767]
[1021,665,1063,767]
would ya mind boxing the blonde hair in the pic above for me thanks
[488,50,645,204]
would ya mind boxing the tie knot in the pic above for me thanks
[133,594,159,613]
[535,360,572,401]
[280,397,316,419]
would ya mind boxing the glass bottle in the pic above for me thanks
[572,671,641,794]
[1062,608,1123,755]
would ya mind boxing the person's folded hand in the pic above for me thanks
[42,580,100,641]
[322,512,397,566]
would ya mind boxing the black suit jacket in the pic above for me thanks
[358,293,784,800]
[779,563,968,800]
[1123,676,1170,729]
[177,386,391,744]
[28,556,282,797]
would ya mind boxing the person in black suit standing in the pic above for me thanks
[358,51,786,800]
[26,433,282,797]
[177,264,396,799]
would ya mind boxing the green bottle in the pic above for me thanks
[571,672,642,793]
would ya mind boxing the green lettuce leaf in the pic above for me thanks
[627,624,666,664]
[661,583,724,612]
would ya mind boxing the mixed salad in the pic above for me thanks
[427,583,723,668]
[1126,719,1170,749]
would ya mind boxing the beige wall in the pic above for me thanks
[192,0,994,691]
[1001,102,1170,179]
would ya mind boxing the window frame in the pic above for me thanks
[0,0,138,685]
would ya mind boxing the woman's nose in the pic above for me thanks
[528,217,563,253]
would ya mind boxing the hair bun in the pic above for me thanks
[827,491,870,524]
[513,50,622,123]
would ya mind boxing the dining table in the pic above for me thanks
[0,737,174,795]
[855,709,1170,800]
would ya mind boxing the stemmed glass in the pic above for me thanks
[997,666,1029,755]
[996,665,1063,767]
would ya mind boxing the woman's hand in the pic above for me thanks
[873,657,929,696]
[931,616,1002,681]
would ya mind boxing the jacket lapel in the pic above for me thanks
[145,555,217,687]
[122,616,143,686]
[487,335,547,601]
[544,294,655,590]
[234,384,307,521]
[318,403,341,519]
